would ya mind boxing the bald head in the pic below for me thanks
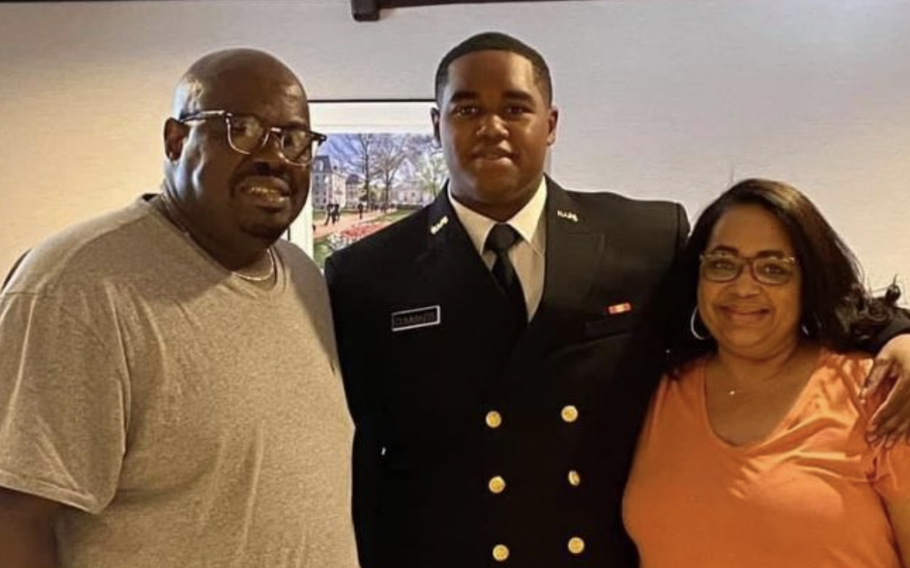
[162,48,315,270]
[172,48,307,119]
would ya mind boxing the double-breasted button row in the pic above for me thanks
[490,538,586,562]
[562,408,584,557]
[485,405,579,429]
[561,406,581,487]
[487,471,578,494]
[485,410,505,496]
[484,406,584,562]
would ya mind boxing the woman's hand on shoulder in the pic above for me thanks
[863,335,910,444]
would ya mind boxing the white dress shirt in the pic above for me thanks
[448,178,547,322]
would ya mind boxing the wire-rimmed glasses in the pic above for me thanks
[180,110,327,167]
[700,251,798,286]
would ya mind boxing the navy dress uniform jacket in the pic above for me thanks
[326,179,689,568]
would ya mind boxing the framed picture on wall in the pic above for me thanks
[286,99,440,269]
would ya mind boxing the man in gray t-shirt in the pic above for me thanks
[0,49,358,568]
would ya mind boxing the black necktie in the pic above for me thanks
[485,223,527,330]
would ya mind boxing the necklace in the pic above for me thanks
[155,192,277,283]
[716,371,775,397]
[710,344,817,398]
[232,247,276,282]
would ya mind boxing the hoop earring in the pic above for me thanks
[690,308,710,341]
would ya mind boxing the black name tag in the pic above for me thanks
[391,305,441,332]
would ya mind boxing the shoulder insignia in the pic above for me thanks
[556,210,579,223]
[430,215,449,235]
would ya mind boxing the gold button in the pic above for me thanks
[568,537,585,555]
[561,405,579,423]
[486,410,503,429]
[568,470,581,487]
[492,544,510,562]
[488,475,507,494]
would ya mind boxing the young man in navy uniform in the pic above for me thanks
[326,32,910,568]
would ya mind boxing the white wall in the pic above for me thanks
[1,0,908,291]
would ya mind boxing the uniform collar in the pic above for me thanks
[447,177,547,257]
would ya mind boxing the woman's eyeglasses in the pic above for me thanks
[699,251,798,286]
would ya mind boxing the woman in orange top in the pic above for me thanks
[623,179,910,567]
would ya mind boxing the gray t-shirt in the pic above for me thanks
[0,197,358,568]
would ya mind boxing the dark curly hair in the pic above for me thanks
[667,178,903,370]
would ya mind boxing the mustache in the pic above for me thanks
[234,163,294,188]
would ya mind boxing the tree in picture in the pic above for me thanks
[310,133,446,268]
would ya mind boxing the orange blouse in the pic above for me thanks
[623,351,910,568]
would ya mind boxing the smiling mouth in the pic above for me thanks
[247,186,287,198]
[721,307,770,321]
[243,185,292,209]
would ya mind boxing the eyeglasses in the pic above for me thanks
[179,110,327,167]
[699,251,798,286]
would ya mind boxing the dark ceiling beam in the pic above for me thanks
[351,0,575,22]
[351,0,380,21]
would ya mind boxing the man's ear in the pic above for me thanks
[163,118,188,161]
[546,106,559,146]
[431,107,441,145]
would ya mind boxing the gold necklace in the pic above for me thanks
[710,344,814,397]
[155,192,276,283]
[231,248,276,283]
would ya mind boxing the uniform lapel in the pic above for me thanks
[416,192,521,353]
[420,191,481,271]
[506,179,606,385]
[538,179,606,319]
